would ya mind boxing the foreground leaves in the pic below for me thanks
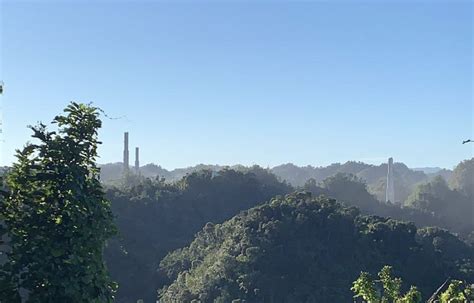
[1,103,117,302]
[352,266,473,303]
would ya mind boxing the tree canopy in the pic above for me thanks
[158,192,473,302]
[104,167,292,302]
[406,175,473,236]
[0,103,117,302]
[449,158,474,199]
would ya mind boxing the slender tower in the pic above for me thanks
[386,157,395,203]
[123,132,129,171]
[135,147,140,174]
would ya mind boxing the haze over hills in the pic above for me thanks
[412,167,444,174]
[100,160,452,204]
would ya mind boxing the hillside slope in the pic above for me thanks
[159,192,473,302]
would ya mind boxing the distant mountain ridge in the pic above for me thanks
[413,167,444,174]
[99,161,452,203]
[99,162,246,184]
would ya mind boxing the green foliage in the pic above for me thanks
[320,173,378,210]
[104,167,292,302]
[378,266,403,301]
[352,267,474,303]
[352,266,422,303]
[102,160,430,204]
[352,272,378,303]
[449,158,474,199]
[271,161,427,203]
[406,176,473,235]
[0,176,21,303]
[158,193,473,302]
[407,176,456,211]
[304,173,473,241]
[101,161,472,301]
[439,280,474,303]
[1,103,117,302]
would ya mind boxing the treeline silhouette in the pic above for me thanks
[100,159,454,204]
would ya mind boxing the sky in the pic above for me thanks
[0,0,472,169]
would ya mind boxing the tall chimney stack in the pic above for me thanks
[386,157,395,203]
[123,132,129,171]
[135,147,140,174]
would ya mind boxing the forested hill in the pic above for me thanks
[100,163,246,184]
[104,167,293,302]
[100,161,451,203]
[158,192,474,302]
[271,161,436,202]
[104,159,473,302]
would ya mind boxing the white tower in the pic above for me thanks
[135,147,140,174]
[386,157,395,203]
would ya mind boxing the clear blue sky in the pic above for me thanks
[1,0,472,169]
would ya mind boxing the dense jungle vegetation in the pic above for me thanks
[106,159,474,302]
[159,193,473,302]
